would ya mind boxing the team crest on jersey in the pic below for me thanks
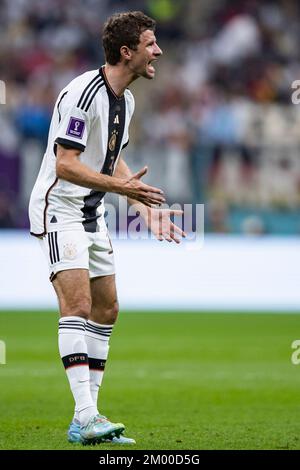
[63,243,77,260]
[66,117,85,139]
[109,131,118,151]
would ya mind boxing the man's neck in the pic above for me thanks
[103,63,137,97]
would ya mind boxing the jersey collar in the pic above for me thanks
[100,65,124,101]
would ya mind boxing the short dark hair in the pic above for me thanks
[102,11,156,65]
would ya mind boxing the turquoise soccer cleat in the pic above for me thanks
[80,414,125,445]
[68,418,135,445]
[68,420,82,443]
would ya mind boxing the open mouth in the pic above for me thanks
[147,59,157,73]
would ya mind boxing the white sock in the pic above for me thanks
[84,320,113,411]
[58,316,98,426]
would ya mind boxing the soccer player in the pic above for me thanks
[29,11,185,446]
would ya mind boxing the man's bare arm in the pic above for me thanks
[114,156,150,216]
[114,156,186,243]
[56,144,165,207]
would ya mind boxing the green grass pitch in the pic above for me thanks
[0,311,300,450]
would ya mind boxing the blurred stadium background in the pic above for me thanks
[1,0,300,233]
[1,0,300,450]
[0,0,299,310]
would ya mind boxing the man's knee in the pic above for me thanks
[61,297,92,319]
[109,301,119,323]
[91,300,119,324]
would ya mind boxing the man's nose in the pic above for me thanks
[154,43,163,56]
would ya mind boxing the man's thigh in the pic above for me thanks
[39,228,116,318]
[53,269,91,317]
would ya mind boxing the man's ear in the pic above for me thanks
[120,46,132,61]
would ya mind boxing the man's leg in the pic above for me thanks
[83,275,135,444]
[54,269,125,444]
[85,274,119,412]
[53,269,98,426]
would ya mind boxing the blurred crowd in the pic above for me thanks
[1,0,300,233]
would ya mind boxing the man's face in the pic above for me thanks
[128,29,163,79]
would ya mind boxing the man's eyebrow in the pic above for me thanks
[146,37,156,45]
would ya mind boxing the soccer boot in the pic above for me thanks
[104,433,136,445]
[67,420,82,443]
[68,419,135,445]
[80,414,125,445]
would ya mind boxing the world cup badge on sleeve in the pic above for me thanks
[66,117,85,139]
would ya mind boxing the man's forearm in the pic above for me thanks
[56,145,164,207]
[114,157,150,218]
[57,150,124,194]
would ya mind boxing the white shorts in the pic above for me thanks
[39,225,115,282]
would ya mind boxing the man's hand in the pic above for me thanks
[145,208,186,244]
[118,166,165,207]
[56,147,164,207]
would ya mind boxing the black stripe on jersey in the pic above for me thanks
[57,91,68,123]
[77,73,102,110]
[122,140,129,150]
[81,80,104,112]
[81,72,126,232]
[55,137,86,153]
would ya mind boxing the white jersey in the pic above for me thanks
[29,66,135,236]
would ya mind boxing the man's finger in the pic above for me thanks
[167,209,184,216]
[170,232,180,244]
[139,191,165,203]
[162,233,173,242]
[150,209,183,215]
[140,183,164,195]
[171,222,186,237]
[138,196,162,207]
[132,166,148,180]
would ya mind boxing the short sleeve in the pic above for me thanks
[122,90,135,150]
[54,104,91,152]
